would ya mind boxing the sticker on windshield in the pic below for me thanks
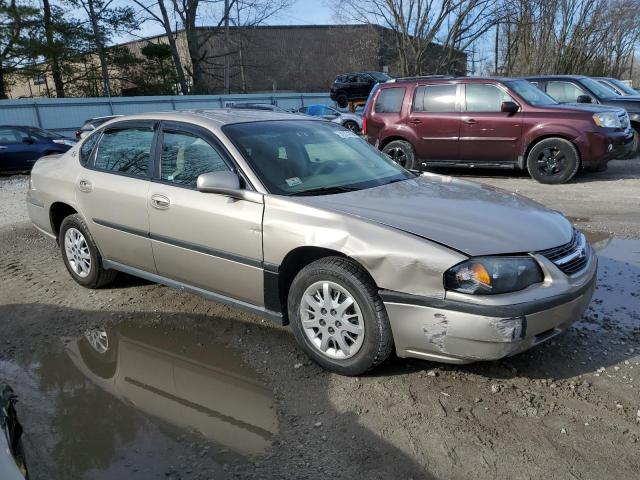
[286,177,302,187]
[334,130,359,139]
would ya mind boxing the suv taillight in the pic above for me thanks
[362,117,367,136]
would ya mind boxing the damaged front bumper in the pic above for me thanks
[381,250,597,364]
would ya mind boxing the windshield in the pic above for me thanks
[223,120,413,196]
[368,72,391,82]
[608,78,638,96]
[506,80,558,106]
[581,77,619,99]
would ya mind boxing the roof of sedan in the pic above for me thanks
[106,108,314,126]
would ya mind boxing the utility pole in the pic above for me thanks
[494,20,499,75]
[224,0,230,94]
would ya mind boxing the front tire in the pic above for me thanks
[628,127,639,159]
[59,213,117,288]
[382,139,417,170]
[288,256,394,376]
[526,138,579,184]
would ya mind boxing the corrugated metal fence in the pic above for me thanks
[0,93,334,136]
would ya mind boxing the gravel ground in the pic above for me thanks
[1,161,639,480]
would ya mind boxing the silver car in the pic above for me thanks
[298,104,363,132]
[27,110,596,375]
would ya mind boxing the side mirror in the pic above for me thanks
[196,171,263,204]
[501,101,519,114]
[22,136,34,144]
[577,95,593,104]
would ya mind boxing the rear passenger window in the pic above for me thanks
[465,84,513,112]
[414,84,457,112]
[79,133,99,165]
[160,130,229,187]
[547,81,586,103]
[94,126,154,177]
[374,88,406,113]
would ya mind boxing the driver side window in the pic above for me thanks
[160,130,229,187]
[547,81,587,103]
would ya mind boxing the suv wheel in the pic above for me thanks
[382,140,416,170]
[336,93,348,109]
[59,214,118,288]
[288,257,394,376]
[526,138,579,184]
[629,127,639,159]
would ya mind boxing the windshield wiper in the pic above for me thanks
[287,185,361,196]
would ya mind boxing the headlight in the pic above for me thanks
[444,257,543,295]
[53,139,76,146]
[592,112,621,128]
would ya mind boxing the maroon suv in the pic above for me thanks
[363,77,634,183]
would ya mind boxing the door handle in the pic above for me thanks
[78,178,92,193]
[463,118,477,125]
[409,119,422,125]
[0,146,7,149]
[150,194,171,210]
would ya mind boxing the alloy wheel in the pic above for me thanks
[387,147,408,167]
[299,280,364,359]
[536,146,566,176]
[84,328,109,354]
[64,227,91,278]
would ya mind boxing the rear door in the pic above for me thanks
[407,83,461,161]
[147,122,264,305]
[75,121,157,272]
[459,83,523,163]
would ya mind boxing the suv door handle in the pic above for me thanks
[463,118,477,125]
[0,146,7,149]
[150,194,171,210]
[409,119,422,125]
[78,178,92,193]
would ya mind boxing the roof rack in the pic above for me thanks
[388,75,456,83]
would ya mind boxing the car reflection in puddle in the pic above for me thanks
[580,233,640,332]
[0,322,278,479]
[68,322,278,455]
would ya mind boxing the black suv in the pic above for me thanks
[330,71,391,108]
[526,75,639,156]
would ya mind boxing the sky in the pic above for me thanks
[129,0,337,42]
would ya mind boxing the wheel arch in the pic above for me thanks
[272,246,375,324]
[379,135,412,150]
[49,202,78,239]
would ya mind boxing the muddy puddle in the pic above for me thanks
[580,233,640,332]
[0,322,278,479]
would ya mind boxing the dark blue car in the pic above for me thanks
[0,125,75,172]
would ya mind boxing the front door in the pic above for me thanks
[75,121,157,272]
[407,83,461,161]
[148,122,264,306]
[459,83,523,163]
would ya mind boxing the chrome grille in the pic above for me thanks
[537,230,589,275]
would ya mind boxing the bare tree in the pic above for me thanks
[132,0,190,94]
[332,0,499,76]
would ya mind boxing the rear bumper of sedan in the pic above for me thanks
[381,249,597,364]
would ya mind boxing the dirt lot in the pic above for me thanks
[1,161,640,480]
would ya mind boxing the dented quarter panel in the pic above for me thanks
[262,195,466,299]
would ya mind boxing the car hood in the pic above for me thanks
[548,103,625,114]
[296,174,573,256]
[601,96,640,112]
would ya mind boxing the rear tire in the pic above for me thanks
[382,140,416,170]
[343,120,360,133]
[288,257,394,376]
[628,127,639,159]
[59,214,118,288]
[336,93,348,109]
[526,138,579,184]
